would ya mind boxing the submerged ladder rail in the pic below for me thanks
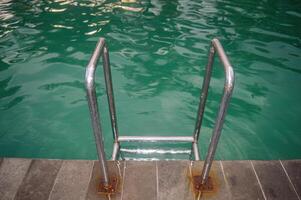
[85,37,234,189]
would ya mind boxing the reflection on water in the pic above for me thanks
[0,0,300,160]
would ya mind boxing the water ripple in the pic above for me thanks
[0,0,301,160]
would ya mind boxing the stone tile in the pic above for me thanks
[86,160,125,200]
[223,161,264,200]
[157,160,193,200]
[281,160,301,197]
[49,160,94,200]
[0,158,32,200]
[191,161,232,200]
[14,159,62,200]
[253,160,299,200]
[122,161,157,200]
[1,158,299,200]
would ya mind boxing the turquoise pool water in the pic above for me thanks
[0,0,300,160]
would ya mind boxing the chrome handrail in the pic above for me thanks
[85,37,234,188]
[85,38,120,186]
[194,38,235,184]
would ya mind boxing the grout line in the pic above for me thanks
[156,161,159,200]
[47,160,64,200]
[84,161,95,199]
[120,161,126,200]
[0,158,3,168]
[196,191,201,200]
[189,161,197,200]
[12,159,33,200]
[219,161,230,190]
[250,161,267,200]
[117,160,122,178]
[189,161,193,177]
[279,160,301,200]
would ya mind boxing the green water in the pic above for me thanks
[0,0,300,160]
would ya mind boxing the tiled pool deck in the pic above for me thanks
[0,158,300,200]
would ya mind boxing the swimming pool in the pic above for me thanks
[0,0,300,160]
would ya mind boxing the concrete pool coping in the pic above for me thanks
[0,158,300,200]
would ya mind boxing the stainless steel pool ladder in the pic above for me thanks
[85,38,234,187]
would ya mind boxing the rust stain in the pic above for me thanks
[187,164,220,199]
[192,175,214,191]
[98,176,119,194]
[95,162,123,200]
[97,176,121,200]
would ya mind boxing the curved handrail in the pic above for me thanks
[213,38,235,92]
[85,38,119,186]
[193,38,235,185]
[85,37,235,188]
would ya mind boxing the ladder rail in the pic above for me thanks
[196,38,235,185]
[85,37,234,188]
[85,38,119,186]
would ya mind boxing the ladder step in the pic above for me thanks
[120,148,192,154]
[118,136,194,142]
